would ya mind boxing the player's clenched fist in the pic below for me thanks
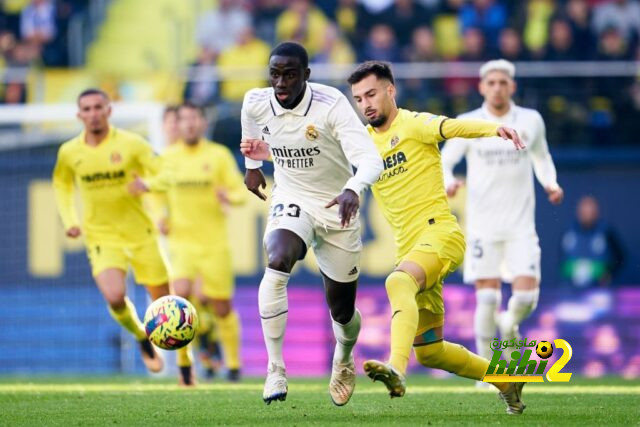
[244,168,267,201]
[325,189,359,228]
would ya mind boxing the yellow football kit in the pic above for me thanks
[368,109,500,377]
[160,139,246,300]
[52,126,169,285]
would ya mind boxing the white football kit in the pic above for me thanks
[241,82,383,282]
[441,102,559,283]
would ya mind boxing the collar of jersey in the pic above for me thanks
[481,101,517,123]
[270,83,313,117]
[80,125,116,147]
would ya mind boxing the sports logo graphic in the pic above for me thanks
[305,124,318,141]
[390,135,399,147]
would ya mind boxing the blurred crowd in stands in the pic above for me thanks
[1,0,639,144]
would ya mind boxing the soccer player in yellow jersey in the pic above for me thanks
[156,102,247,381]
[348,62,528,414]
[52,89,194,385]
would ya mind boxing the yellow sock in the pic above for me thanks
[108,297,146,341]
[414,340,490,380]
[385,271,420,375]
[177,345,193,367]
[215,310,241,370]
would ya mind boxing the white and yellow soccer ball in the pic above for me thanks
[143,295,199,350]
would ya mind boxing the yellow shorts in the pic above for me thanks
[86,238,168,286]
[401,219,465,315]
[169,244,234,300]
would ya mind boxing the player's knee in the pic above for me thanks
[107,294,126,310]
[329,303,354,325]
[414,340,445,367]
[511,288,539,312]
[212,300,232,318]
[384,270,418,296]
[267,249,296,273]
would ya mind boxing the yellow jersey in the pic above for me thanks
[367,108,499,260]
[160,139,246,248]
[52,126,167,244]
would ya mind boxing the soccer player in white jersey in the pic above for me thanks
[240,42,383,405]
[441,59,564,385]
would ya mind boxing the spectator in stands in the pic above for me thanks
[195,0,251,58]
[217,27,270,104]
[596,26,633,60]
[311,23,356,66]
[376,0,430,48]
[564,0,595,59]
[545,19,579,61]
[522,0,558,58]
[359,23,403,62]
[275,0,329,56]
[402,26,440,110]
[183,48,219,107]
[253,0,287,44]
[497,27,529,61]
[3,40,37,103]
[560,196,625,289]
[592,0,640,46]
[404,26,439,62]
[330,0,374,50]
[459,0,507,51]
[20,0,56,47]
[459,27,487,61]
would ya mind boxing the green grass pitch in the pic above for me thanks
[1,376,638,425]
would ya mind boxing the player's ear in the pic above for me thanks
[304,67,310,81]
[388,83,396,98]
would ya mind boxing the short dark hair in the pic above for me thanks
[77,88,109,104]
[178,101,206,117]
[270,42,309,69]
[347,61,395,85]
[163,104,179,118]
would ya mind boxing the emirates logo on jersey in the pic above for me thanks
[390,135,399,148]
[110,151,122,164]
[305,124,318,141]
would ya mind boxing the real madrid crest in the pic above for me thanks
[390,135,399,148]
[110,151,122,164]
[305,124,318,141]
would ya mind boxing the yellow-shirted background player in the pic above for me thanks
[348,62,529,415]
[52,89,195,386]
[154,102,247,381]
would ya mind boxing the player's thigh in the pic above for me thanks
[94,267,127,306]
[504,235,541,284]
[168,244,197,295]
[413,308,445,347]
[264,197,314,268]
[199,250,235,302]
[128,239,169,287]
[87,241,127,281]
[314,224,362,283]
[463,237,504,284]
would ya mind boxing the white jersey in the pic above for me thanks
[241,82,383,225]
[441,102,558,241]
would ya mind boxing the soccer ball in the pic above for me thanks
[143,295,199,350]
[536,341,554,359]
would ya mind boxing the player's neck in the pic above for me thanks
[374,107,399,133]
[486,102,511,118]
[83,127,110,146]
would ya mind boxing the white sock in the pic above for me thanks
[474,288,502,360]
[258,268,290,369]
[499,289,539,341]
[332,309,361,365]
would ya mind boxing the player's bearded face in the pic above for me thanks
[77,94,111,134]
[269,55,310,109]
[479,70,515,110]
[178,108,205,144]
[351,75,394,128]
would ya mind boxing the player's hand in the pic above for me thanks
[240,138,270,161]
[545,184,564,205]
[128,173,149,196]
[446,179,464,198]
[66,226,81,238]
[325,189,359,228]
[216,189,231,214]
[244,168,267,201]
[497,126,526,150]
[157,218,169,236]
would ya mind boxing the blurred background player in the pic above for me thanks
[162,105,180,147]
[441,59,564,388]
[52,89,194,386]
[240,42,383,405]
[155,102,247,382]
[348,61,527,414]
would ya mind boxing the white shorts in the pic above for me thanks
[463,235,541,284]
[263,195,362,283]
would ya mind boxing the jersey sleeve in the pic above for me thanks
[135,138,172,192]
[439,118,499,142]
[241,90,264,170]
[218,146,248,205]
[52,144,79,230]
[440,136,469,189]
[529,111,559,189]
[327,94,383,196]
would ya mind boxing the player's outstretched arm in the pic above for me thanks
[529,111,563,205]
[52,145,81,237]
[438,118,526,150]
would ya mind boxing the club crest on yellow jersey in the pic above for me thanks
[390,135,399,148]
[305,124,318,141]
